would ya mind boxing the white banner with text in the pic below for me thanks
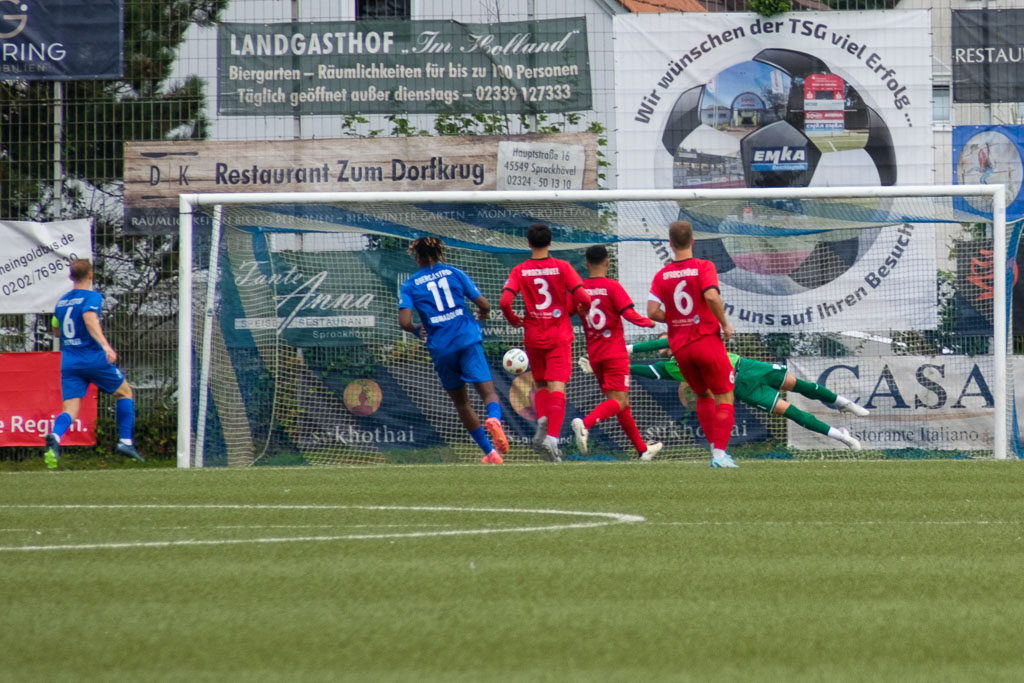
[788,355,995,452]
[0,219,93,314]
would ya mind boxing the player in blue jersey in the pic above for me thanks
[44,259,143,468]
[398,237,509,464]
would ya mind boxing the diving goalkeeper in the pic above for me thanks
[579,336,868,451]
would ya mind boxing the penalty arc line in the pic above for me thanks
[0,504,646,552]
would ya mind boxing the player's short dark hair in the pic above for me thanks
[408,237,445,264]
[668,220,694,249]
[69,259,93,283]
[526,223,552,248]
[585,244,608,265]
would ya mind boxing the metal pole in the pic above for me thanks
[193,205,223,468]
[992,185,1008,459]
[292,0,301,139]
[53,81,63,216]
[180,184,1000,208]
[177,195,194,468]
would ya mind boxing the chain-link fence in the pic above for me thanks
[0,0,1010,462]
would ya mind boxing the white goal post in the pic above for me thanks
[177,184,1010,467]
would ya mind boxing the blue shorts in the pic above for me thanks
[62,363,126,400]
[433,343,492,391]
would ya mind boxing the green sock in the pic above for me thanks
[783,405,831,436]
[793,378,838,405]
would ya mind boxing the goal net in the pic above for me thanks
[178,187,1017,467]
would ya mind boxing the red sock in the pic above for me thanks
[584,399,621,429]
[616,407,647,453]
[534,388,550,421]
[696,397,716,447]
[547,391,567,437]
[714,403,735,451]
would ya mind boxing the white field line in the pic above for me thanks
[0,505,645,552]
[0,524,462,533]
[652,520,1021,526]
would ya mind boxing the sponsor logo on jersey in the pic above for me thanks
[663,269,698,279]
[552,308,562,318]
[412,268,454,286]
[428,308,464,325]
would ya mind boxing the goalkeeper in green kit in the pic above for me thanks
[579,336,868,451]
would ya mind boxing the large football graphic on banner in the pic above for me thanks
[661,49,897,296]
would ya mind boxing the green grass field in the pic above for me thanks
[4,461,1024,682]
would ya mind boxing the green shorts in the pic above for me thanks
[734,357,788,413]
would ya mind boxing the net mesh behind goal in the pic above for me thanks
[186,192,1018,466]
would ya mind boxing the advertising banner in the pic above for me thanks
[0,353,96,447]
[711,222,936,333]
[952,125,1024,222]
[788,355,994,452]
[952,10,1024,104]
[0,219,93,314]
[954,238,1024,336]
[612,11,934,334]
[0,0,123,80]
[217,17,591,116]
[218,235,576,349]
[202,349,769,464]
[803,73,845,133]
[123,132,598,234]
[1016,362,1024,447]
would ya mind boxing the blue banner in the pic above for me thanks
[953,125,1024,223]
[0,0,123,80]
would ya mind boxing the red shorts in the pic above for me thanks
[672,334,735,395]
[591,356,631,393]
[525,343,572,383]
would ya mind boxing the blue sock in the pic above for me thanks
[116,398,135,442]
[52,412,73,440]
[469,425,493,455]
[486,401,502,421]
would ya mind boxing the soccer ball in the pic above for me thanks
[502,348,529,376]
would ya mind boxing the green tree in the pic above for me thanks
[0,0,228,220]
[0,1,228,433]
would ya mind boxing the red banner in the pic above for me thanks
[0,352,97,447]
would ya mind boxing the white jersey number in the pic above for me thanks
[586,298,607,330]
[62,307,76,339]
[426,277,456,312]
[533,278,553,310]
[673,280,694,316]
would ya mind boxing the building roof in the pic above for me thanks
[616,0,708,13]
[699,0,831,10]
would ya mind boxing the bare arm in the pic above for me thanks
[474,294,491,321]
[703,289,733,341]
[399,308,427,340]
[83,311,116,363]
[646,299,666,323]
